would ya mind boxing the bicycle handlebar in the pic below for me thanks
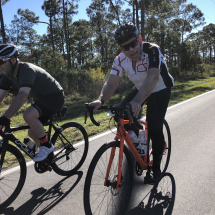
[84,103,143,130]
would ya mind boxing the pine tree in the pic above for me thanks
[0,0,10,42]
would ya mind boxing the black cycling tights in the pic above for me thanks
[118,87,171,170]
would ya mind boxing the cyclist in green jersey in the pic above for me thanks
[0,43,64,162]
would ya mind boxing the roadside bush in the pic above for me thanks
[169,66,180,79]
[48,66,106,98]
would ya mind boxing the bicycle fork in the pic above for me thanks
[104,138,124,190]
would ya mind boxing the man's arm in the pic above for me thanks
[100,74,121,102]
[0,89,9,103]
[3,87,31,119]
[133,68,160,104]
[90,74,121,111]
[131,68,160,117]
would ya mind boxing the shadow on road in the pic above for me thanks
[1,171,83,215]
[127,172,176,215]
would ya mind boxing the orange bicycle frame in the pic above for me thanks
[104,118,153,189]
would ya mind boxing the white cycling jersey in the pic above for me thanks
[110,42,174,93]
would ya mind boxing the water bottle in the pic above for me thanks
[138,130,147,156]
[24,138,36,150]
[127,130,139,144]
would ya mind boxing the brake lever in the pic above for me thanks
[84,103,100,126]
[84,103,88,124]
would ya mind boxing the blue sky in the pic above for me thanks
[2,0,215,36]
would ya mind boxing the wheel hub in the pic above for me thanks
[108,175,123,196]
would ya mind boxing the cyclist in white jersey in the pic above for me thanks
[89,22,174,183]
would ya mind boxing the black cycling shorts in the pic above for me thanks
[32,91,65,124]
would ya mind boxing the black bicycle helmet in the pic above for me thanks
[114,22,139,45]
[0,43,19,60]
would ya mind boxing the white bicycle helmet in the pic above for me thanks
[0,44,19,60]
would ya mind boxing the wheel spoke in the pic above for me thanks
[51,122,88,176]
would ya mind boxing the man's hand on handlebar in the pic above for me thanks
[0,116,10,130]
[89,100,103,112]
[129,100,141,118]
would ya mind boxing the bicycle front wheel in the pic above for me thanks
[0,144,26,210]
[84,141,133,215]
[51,122,88,176]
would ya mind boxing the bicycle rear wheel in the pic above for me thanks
[0,144,26,210]
[51,122,88,176]
[160,119,171,173]
[84,141,133,215]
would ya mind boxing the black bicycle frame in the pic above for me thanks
[0,119,60,174]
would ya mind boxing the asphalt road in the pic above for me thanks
[1,89,215,215]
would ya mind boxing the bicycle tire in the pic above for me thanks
[147,119,171,174]
[84,141,133,215]
[51,122,88,176]
[0,144,26,210]
[161,119,171,174]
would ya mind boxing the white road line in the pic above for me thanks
[1,89,215,175]
[167,89,215,110]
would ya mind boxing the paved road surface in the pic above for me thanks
[1,89,215,215]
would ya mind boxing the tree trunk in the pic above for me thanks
[106,38,108,65]
[160,33,164,54]
[210,46,212,63]
[133,0,135,24]
[135,0,139,30]
[100,34,104,62]
[49,16,55,56]
[109,0,120,25]
[214,46,215,64]
[63,0,71,69]
[72,45,74,67]
[66,6,71,68]
[79,41,82,64]
[0,0,6,43]
[203,49,205,63]
[141,0,145,41]
[98,22,104,62]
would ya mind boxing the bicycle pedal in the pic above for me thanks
[135,162,143,176]
[34,162,49,173]
[47,165,52,172]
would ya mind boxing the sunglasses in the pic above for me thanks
[0,59,8,66]
[120,39,138,51]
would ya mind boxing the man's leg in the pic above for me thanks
[145,88,171,183]
[118,87,140,134]
[23,106,54,162]
[28,129,40,147]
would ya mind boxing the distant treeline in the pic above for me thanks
[0,0,215,96]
